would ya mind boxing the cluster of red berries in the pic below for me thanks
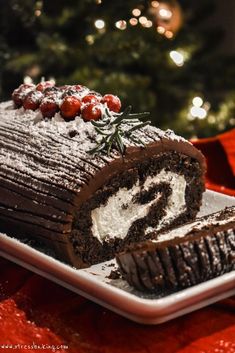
[12,81,121,121]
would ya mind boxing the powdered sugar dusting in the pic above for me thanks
[0,100,192,193]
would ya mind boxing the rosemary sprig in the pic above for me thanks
[87,105,151,156]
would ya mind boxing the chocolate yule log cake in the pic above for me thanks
[116,206,235,293]
[0,81,206,267]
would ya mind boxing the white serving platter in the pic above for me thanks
[0,189,234,325]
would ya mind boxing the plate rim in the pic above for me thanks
[0,189,234,324]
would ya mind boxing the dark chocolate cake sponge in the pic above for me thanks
[0,98,205,268]
[116,206,235,293]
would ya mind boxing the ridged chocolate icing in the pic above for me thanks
[116,207,235,292]
[0,101,206,266]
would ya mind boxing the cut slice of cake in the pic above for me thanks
[116,206,235,292]
[0,82,206,267]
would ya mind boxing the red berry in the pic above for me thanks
[40,98,59,118]
[18,83,35,91]
[23,91,43,111]
[60,96,82,120]
[36,81,54,92]
[101,94,121,113]
[82,94,100,105]
[12,84,35,108]
[81,103,102,121]
[12,90,24,108]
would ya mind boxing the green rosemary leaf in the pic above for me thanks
[107,141,112,156]
[129,135,146,146]
[125,121,151,135]
[121,118,140,124]
[94,127,109,136]
[87,105,150,156]
[128,112,150,119]
[91,120,110,128]
[107,130,118,155]
[104,107,112,118]
[112,105,132,125]
[116,131,125,154]
[88,142,106,155]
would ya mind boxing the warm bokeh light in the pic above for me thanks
[132,8,141,17]
[157,26,166,34]
[208,115,216,124]
[35,10,41,17]
[192,96,203,107]
[169,51,184,66]
[86,35,95,45]
[144,20,153,28]
[139,16,148,25]
[159,8,172,20]
[48,77,56,85]
[150,1,183,37]
[190,106,207,119]
[129,18,138,26]
[151,1,159,8]
[165,30,173,38]
[115,20,127,30]
[94,19,105,29]
[23,76,33,84]
[189,96,210,121]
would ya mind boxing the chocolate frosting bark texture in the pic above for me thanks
[0,101,206,266]
[116,207,235,292]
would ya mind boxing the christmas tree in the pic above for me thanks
[0,0,235,138]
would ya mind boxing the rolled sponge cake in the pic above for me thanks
[0,98,206,267]
[116,206,235,292]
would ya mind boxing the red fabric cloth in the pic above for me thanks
[192,128,235,196]
[0,129,235,353]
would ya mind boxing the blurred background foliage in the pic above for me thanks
[0,0,235,137]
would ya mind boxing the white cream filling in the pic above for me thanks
[152,212,235,243]
[91,170,186,243]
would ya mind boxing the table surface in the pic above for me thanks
[0,128,234,353]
